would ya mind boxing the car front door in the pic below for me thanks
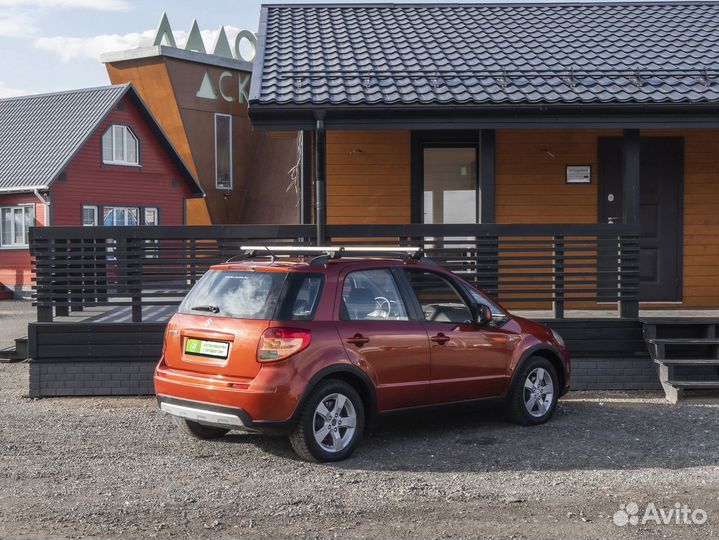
[402,269,515,403]
[335,268,431,411]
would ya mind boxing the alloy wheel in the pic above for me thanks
[523,367,555,418]
[313,392,357,452]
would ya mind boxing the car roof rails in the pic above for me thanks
[233,245,427,266]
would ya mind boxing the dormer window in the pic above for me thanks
[102,125,139,166]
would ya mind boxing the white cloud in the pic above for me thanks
[0,0,130,10]
[0,81,30,98]
[34,25,244,62]
[0,10,38,37]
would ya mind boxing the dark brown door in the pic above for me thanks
[598,137,684,302]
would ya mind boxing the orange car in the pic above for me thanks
[155,247,570,462]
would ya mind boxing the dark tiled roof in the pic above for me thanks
[251,2,719,107]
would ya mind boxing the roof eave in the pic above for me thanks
[248,101,719,131]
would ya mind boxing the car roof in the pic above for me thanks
[211,257,428,272]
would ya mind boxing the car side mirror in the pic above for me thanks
[476,304,492,325]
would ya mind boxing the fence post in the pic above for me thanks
[127,237,143,323]
[619,233,639,318]
[553,234,565,319]
[54,238,70,318]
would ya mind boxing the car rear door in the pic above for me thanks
[401,268,516,403]
[334,267,431,411]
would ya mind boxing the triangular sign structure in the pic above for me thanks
[185,19,206,53]
[153,12,177,48]
[212,26,233,59]
[196,71,218,100]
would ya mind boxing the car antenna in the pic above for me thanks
[262,244,276,263]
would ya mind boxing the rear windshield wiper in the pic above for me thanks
[190,304,220,313]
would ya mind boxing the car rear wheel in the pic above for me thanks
[173,416,230,439]
[506,356,559,425]
[289,379,365,462]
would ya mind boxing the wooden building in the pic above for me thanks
[102,22,301,225]
[0,84,202,298]
[22,1,719,401]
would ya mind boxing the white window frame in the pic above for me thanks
[82,205,98,226]
[102,124,140,166]
[0,204,35,248]
[214,113,233,190]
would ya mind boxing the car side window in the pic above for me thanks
[460,282,509,326]
[341,269,409,321]
[404,270,473,324]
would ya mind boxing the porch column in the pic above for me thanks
[478,129,496,223]
[620,129,640,318]
[299,130,313,225]
[314,118,327,245]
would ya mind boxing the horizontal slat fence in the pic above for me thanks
[30,223,640,321]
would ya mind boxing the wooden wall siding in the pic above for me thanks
[0,192,47,289]
[324,128,717,310]
[52,94,193,227]
[326,131,411,224]
[495,130,620,224]
[107,57,299,225]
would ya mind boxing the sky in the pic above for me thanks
[0,0,669,98]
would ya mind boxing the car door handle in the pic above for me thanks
[346,333,369,346]
[430,333,450,345]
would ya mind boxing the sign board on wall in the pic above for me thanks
[566,165,592,184]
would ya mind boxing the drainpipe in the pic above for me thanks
[314,116,327,246]
[32,189,49,226]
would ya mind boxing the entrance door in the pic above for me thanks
[422,147,478,224]
[598,137,684,302]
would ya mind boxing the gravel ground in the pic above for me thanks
[2,362,719,539]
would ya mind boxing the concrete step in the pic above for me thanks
[654,358,719,365]
[667,380,719,389]
[0,336,28,362]
[647,338,719,345]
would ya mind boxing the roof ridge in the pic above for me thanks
[261,1,718,7]
[0,83,129,104]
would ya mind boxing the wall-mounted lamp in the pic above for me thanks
[542,148,556,159]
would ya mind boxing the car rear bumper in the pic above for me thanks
[154,360,300,431]
[158,395,254,430]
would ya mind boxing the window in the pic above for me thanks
[82,206,98,226]
[459,281,509,327]
[275,274,324,321]
[215,113,232,190]
[423,147,478,224]
[0,205,34,248]
[404,270,472,324]
[102,125,139,165]
[341,269,409,321]
[103,206,139,226]
[96,206,158,226]
[144,208,158,226]
[179,270,286,320]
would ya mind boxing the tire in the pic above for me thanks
[173,416,230,440]
[506,356,559,425]
[289,379,365,462]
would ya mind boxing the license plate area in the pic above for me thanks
[184,338,230,365]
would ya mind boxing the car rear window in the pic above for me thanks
[178,270,324,321]
[179,270,286,320]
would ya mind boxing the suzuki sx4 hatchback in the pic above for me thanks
[155,248,570,462]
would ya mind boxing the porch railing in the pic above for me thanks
[30,223,640,321]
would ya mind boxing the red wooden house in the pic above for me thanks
[0,84,204,298]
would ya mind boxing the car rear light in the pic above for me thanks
[257,327,311,362]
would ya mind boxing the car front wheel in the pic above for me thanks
[289,379,365,462]
[506,356,559,425]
